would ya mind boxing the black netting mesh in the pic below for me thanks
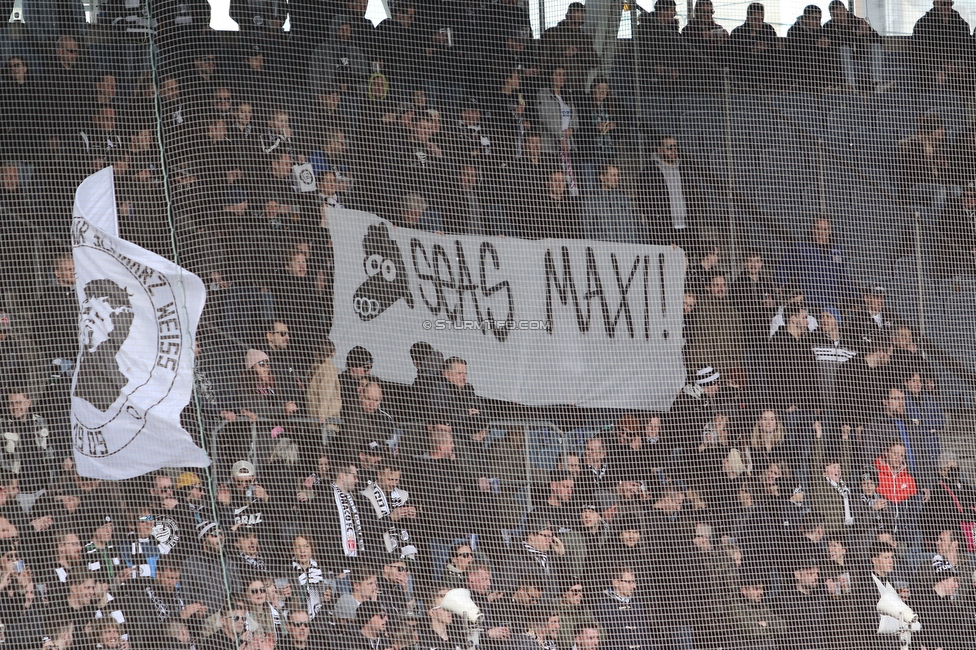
[0,1,974,649]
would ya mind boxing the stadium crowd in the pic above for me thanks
[0,0,974,649]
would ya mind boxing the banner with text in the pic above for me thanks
[71,168,210,479]
[329,210,687,410]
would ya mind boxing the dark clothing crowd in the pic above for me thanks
[0,0,974,650]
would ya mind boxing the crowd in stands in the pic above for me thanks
[0,0,974,649]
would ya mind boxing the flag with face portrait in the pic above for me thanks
[70,167,210,479]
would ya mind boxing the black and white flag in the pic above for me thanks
[70,167,209,479]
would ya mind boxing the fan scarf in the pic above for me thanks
[333,483,365,557]
[824,476,854,525]
[362,481,414,556]
[293,557,326,618]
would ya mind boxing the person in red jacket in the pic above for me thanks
[874,441,924,551]
[874,441,918,505]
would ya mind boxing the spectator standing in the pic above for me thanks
[434,357,485,440]
[914,559,975,650]
[862,387,936,495]
[924,453,976,543]
[0,391,53,496]
[641,134,702,253]
[938,178,976,276]
[533,168,580,239]
[335,568,381,622]
[180,523,237,616]
[786,5,842,91]
[320,461,370,573]
[0,55,44,164]
[777,553,827,649]
[537,66,580,194]
[823,0,888,93]
[359,457,419,562]
[810,426,855,537]
[912,0,973,93]
[42,35,94,142]
[774,218,855,313]
[728,570,786,650]
[577,77,619,193]
[834,337,891,443]
[681,0,729,93]
[262,319,305,407]
[637,0,687,91]
[769,303,822,489]
[542,3,599,95]
[729,2,785,91]
[582,163,642,243]
[306,339,342,426]
[687,273,743,377]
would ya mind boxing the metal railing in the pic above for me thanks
[206,415,342,472]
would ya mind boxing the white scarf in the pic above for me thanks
[362,481,408,518]
[294,558,324,586]
[362,482,413,557]
[825,476,854,525]
[606,588,631,604]
[293,558,325,618]
[333,484,364,557]
[523,542,548,572]
[144,584,184,621]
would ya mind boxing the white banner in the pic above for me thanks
[70,168,210,479]
[329,210,687,410]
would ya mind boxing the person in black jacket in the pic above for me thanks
[374,1,425,89]
[768,304,819,489]
[434,357,486,439]
[912,0,973,93]
[834,337,892,441]
[823,0,887,92]
[410,422,474,548]
[636,0,689,90]
[732,250,776,402]
[502,516,570,599]
[786,5,842,91]
[923,455,976,543]
[203,602,252,650]
[937,180,976,277]
[0,54,45,165]
[35,252,78,450]
[593,565,654,650]
[42,36,95,141]
[729,2,785,90]
[121,555,209,649]
[522,168,581,239]
[912,559,976,650]
[776,553,827,649]
[339,346,375,417]
[541,3,600,95]
[681,0,730,93]
[639,134,701,256]
[262,319,306,407]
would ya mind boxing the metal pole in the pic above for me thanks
[538,0,546,37]
[632,4,645,172]
[524,425,533,512]
[249,420,258,464]
[915,210,926,337]
[210,421,228,477]
[817,138,827,216]
[723,68,735,264]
